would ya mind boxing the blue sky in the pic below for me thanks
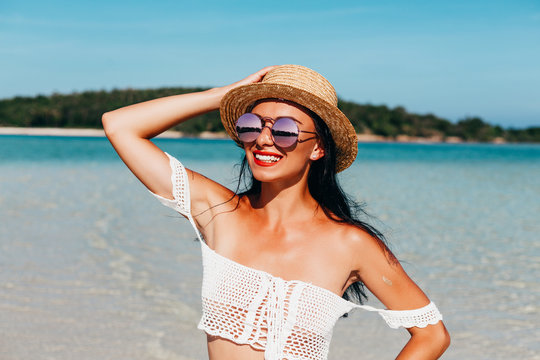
[1,0,539,128]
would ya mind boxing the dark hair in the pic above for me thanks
[233,106,394,304]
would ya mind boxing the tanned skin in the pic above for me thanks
[102,67,450,359]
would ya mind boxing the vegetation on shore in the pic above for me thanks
[0,87,538,142]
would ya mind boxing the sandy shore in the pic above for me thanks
[0,127,227,139]
[0,127,507,143]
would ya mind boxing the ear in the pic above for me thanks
[310,141,325,161]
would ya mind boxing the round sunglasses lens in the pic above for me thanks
[272,118,299,147]
[235,113,262,143]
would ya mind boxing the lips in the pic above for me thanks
[252,150,283,167]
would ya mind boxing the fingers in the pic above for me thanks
[249,65,278,82]
[233,65,279,88]
[216,65,279,100]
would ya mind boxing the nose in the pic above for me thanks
[256,123,274,147]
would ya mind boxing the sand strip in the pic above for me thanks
[2,127,496,143]
[0,127,183,138]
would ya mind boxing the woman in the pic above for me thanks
[102,65,450,360]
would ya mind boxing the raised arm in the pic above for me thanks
[102,66,275,223]
[350,232,450,359]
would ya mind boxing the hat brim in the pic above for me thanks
[220,83,358,172]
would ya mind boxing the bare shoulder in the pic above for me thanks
[187,169,235,204]
[337,222,431,310]
[187,169,239,220]
[338,223,394,264]
[310,221,392,281]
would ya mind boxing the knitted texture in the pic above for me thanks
[149,153,443,360]
[148,152,190,216]
[198,240,354,359]
[377,302,442,329]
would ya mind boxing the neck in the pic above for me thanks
[249,168,319,225]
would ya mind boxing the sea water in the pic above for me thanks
[0,136,538,359]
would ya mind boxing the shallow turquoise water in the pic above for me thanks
[1,136,538,359]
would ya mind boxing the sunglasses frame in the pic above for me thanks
[235,113,318,148]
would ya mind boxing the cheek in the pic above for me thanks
[294,143,316,160]
[244,149,255,166]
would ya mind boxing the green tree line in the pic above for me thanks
[0,87,538,142]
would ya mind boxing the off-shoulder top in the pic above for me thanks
[149,153,443,360]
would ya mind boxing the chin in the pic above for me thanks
[248,157,309,185]
[249,161,282,183]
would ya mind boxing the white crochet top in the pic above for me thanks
[150,153,443,360]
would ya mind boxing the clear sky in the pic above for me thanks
[1,0,539,127]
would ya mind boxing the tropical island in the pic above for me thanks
[0,87,538,143]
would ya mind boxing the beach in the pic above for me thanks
[0,127,182,138]
[0,135,538,359]
[0,126,507,143]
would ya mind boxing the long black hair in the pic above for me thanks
[233,105,395,304]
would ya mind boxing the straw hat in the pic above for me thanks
[220,64,358,172]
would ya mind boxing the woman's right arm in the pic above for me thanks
[101,66,275,221]
[102,88,225,212]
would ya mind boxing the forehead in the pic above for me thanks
[250,100,314,125]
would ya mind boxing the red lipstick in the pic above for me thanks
[252,150,283,167]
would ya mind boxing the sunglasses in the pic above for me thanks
[235,113,318,148]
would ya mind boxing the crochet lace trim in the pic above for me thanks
[148,152,444,359]
[357,301,443,329]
